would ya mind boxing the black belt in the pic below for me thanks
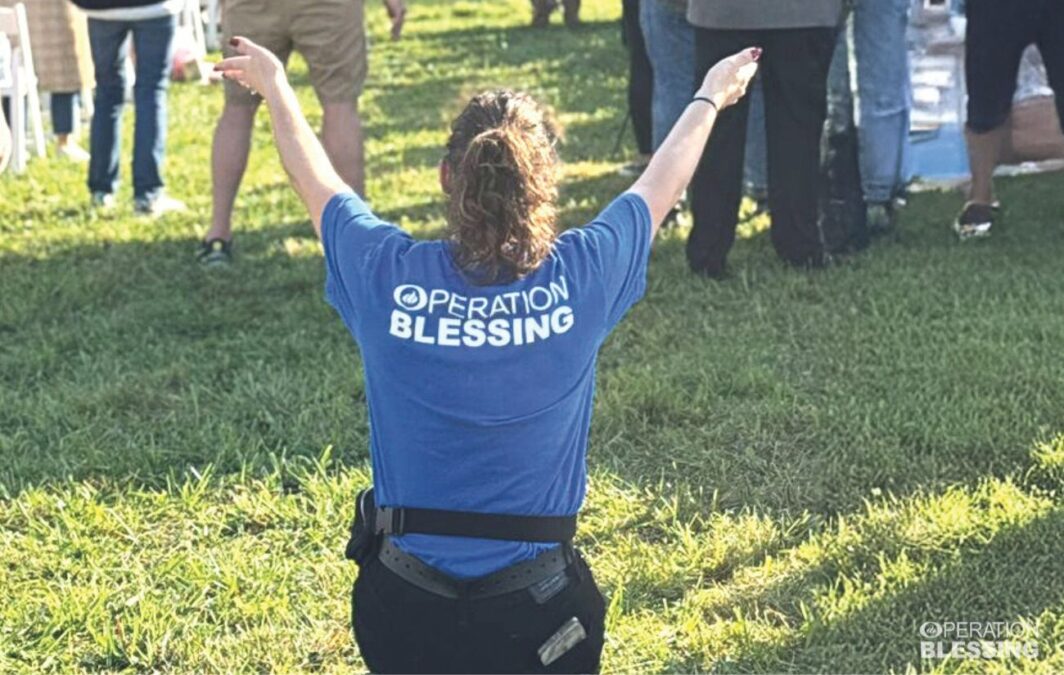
[377,537,575,600]
[375,504,577,543]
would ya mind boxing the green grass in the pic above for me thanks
[2,0,1063,671]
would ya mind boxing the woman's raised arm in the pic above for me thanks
[628,47,760,236]
[214,37,350,237]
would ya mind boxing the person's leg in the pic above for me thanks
[86,19,130,198]
[742,77,768,204]
[206,0,292,248]
[51,92,75,140]
[963,0,1029,207]
[321,102,366,196]
[1034,0,1064,134]
[530,0,556,28]
[852,0,912,204]
[821,22,868,252]
[130,13,177,203]
[562,0,580,27]
[762,27,836,268]
[296,0,367,194]
[687,28,753,278]
[51,92,89,161]
[207,102,259,242]
[622,0,653,157]
[640,0,695,151]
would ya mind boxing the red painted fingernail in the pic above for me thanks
[229,37,239,46]
[752,47,762,61]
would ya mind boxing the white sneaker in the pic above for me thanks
[91,191,116,210]
[57,142,90,163]
[134,193,187,217]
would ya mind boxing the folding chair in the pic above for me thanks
[205,0,220,51]
[179,0,207,58]
[0,3,45,173]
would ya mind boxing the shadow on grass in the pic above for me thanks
[704,507,1064,673]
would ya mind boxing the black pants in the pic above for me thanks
[688,27,837,277]
[352,552,607,674]
[965,0,1064,133]
[622,0,653,156]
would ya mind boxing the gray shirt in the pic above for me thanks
[687,0,844,29]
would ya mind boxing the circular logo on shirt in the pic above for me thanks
[393,284,428,311]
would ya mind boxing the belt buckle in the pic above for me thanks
[378,507,406,535]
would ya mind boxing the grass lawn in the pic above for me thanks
[2,0,1063,671]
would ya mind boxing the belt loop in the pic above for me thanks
[392,507,406,536]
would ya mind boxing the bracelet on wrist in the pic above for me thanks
[691,96,719,113]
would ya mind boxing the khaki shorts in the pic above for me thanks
[223,0,367,105]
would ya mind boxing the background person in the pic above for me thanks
[831,0,913,236]
[215,36,757,673]
[639,0,693,152]
[531,0,580,27]
[639,0,769,219]
[199,0,406,267]
[685,0,841,278]
[619,0,653,175]
[0,0,93,161]
[955,0,1064,239]
[74,0,185,216]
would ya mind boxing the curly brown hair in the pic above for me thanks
[444,90,560,284]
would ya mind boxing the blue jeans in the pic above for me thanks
[829,0,912,203]
[87,15,176,199]
[743,78,768,198]
[639,0,694,150]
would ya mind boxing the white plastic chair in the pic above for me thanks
[0,3,45,173]
[205,0,220,51]
[179,0,207,58]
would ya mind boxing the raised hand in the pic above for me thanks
[699,47,761,111]
[214,37,286,99]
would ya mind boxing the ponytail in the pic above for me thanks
[446,91,559,284]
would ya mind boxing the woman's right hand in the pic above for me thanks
[698,47,761,111]
[215,37,287,99]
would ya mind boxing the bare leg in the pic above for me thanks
[322,100,365,197]
[207,102,258,241]
[965,120,1009,205]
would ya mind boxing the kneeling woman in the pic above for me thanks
[217,39,758,674]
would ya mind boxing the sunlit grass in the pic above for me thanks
[2,0,1063,672]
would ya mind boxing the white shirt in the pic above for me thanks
[82,0,184,21]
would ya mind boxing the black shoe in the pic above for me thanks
[197,238,233,267]
[953,202,995,241]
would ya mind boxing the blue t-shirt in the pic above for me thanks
[322,191,652,579]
